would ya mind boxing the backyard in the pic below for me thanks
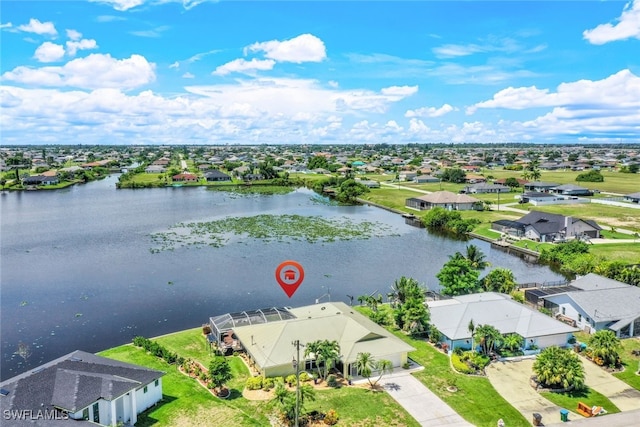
[100,328,420,426]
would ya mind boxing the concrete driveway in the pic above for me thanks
[486,358,577,426]
[380,372,473,427]
[579,354,640,411]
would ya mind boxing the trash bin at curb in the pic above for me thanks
[532,413,542,426]
[560,408,569,422]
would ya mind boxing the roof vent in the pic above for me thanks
[0,388,9,397]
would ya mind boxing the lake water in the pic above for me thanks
[0,176,563,380]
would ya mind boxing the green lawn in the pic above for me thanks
[359,187,422,212]
[613,338,640,391]
[100,329,421,426]
[589,243,640,263]
[529,204,640,232]
[389,331,528,427]
[540,387,620,415]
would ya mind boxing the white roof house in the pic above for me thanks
[544,274,640,338]
[428,292,578,352]
[226,302,415,378]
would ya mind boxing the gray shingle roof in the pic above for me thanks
[547,285,640,322]
[0,350,164,426]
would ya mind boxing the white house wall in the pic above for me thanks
[532,333,571,349]
[549,295,596,333]
[135,378,163,415]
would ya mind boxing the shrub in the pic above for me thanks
[202,324,212,335]
[263,377,275,390]
[576,170,604,182]
[451,353,473,374]
[323,409,339,425]
[299,372,311,382]
[326,374,339,388]
[245,376,263,390]
[285,374,297,387]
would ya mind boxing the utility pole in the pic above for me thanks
[292,340,301,427]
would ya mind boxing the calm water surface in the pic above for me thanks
[0,176,563,380]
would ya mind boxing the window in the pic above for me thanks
[578,314,582,322]
[82,408,89,420]
[562,307,566,315]
[143,386,148,393]
[92,403,99,423]
[155,379,159,387]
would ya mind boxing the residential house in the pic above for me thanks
[413,175,440,183]
[428,293,578,352]
[523,181,560,192]
[624,192,640,203]
[550,184,593,196]
[145,165,165,174]
[540,274,640,338]
[398,171,417,181]
[462,183,510,194]
[0,350,164,427]
[172,173,198,182]
[491,211,602,242]
[405,191,480,211]
[464,174,486,184]
[21,175,59,186]
[204,170,231,182]
[209,302,415,378]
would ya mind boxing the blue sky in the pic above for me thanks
[1,0,639,145]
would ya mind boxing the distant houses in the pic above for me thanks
[492,211,602,242]
[406,191,481,211]
[0,350,164,427]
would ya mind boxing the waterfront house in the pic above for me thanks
[172,173,198,182]
[491,211,601,242]
[204,170,232,182]
[145,165,165,174]
[428,292,578,352]
[550,184,593,196]
[0,350,164,427]
[405,191,480,211]
[209,302,415,378]
[536,274,640,338]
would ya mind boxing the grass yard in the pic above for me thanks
[100,328,421,426]
[390,331,528,427]
[540,387,620,415]
[529,204,640,231]
[613,338,640,391]
[589,243,640,263]
[359,187,422,212]
[98,345,267,427]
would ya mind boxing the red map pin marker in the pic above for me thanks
[275,260,305,298]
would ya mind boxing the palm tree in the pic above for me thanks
[474,324,502,355]
[464,245,490,270]
[304,341,323,379]
[502,334,524,353]
[316,340,341,380]
[588,330,621,368]
[355,352,392,388]
[468,319,476,352]
[533,346,585,390]
[387,276,420,306]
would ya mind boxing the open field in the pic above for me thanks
[100,329,420,427]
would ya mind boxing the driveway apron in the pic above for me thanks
[380,372,473,427]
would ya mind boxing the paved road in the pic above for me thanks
[380,372,473,427]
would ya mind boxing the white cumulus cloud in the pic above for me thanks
[583,0,640,44]
[66,29,82,40]
[380,85,418,98]
[247,34,326,63]
[66,39,98,56]
[468,69,640,113]
[212,58,276,76]
[34,42,65,63]
[91,0,145,11]
[405,104,456,118]
[17,18,57,36]
[2,54,156,90]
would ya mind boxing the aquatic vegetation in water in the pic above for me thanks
[149,214,398,252]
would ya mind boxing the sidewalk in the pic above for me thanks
[380,371,473,427]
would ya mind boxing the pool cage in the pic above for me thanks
[209,307,295,353]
